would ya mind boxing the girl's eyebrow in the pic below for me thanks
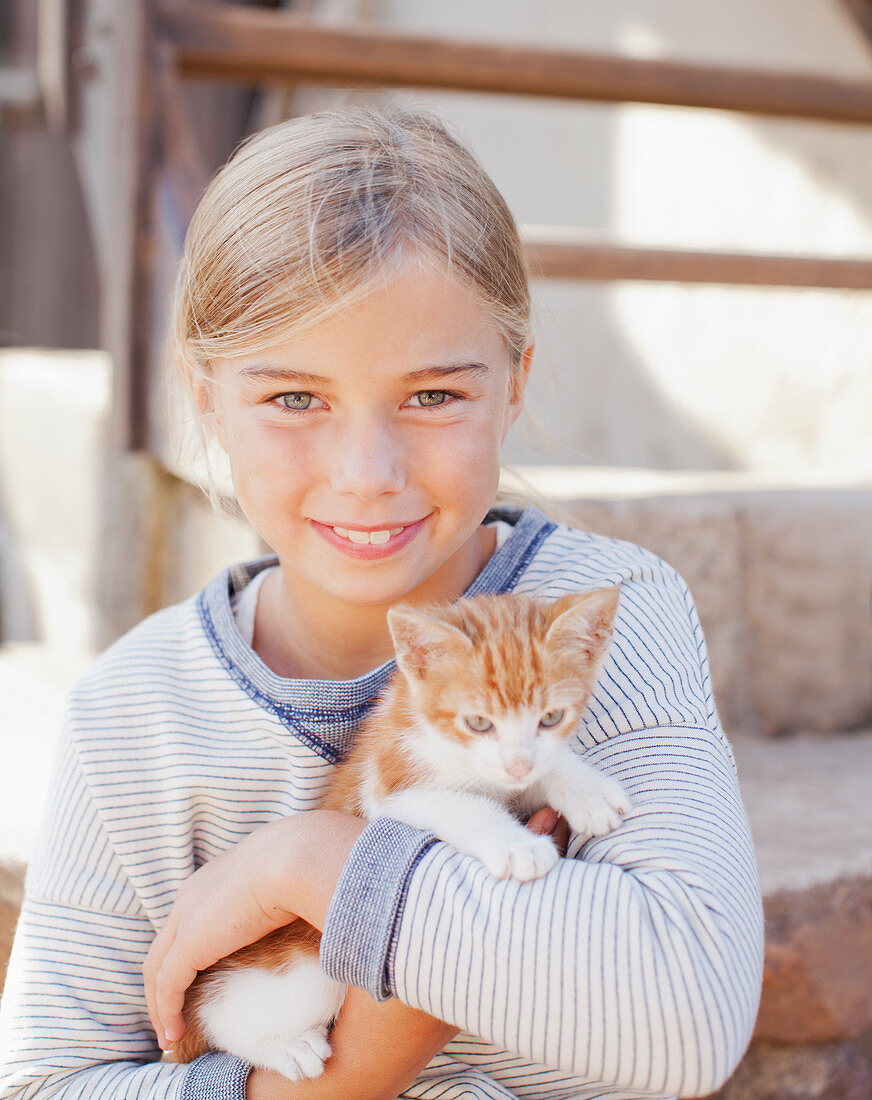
[238,365,330,385]
[404,363,490,382]
[237,363,490,384]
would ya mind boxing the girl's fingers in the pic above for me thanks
[143,927,180,1048]
[551,815,571,857]
[526,807,558,835]
[526,807,570,856]
[154,958,198,1044]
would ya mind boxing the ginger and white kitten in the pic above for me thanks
[171,589,631,1080]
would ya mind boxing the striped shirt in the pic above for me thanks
[0,507,763,1099]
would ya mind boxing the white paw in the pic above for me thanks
[565,775,632,839]
[271,1029,333,1082]
[478,831,559,881]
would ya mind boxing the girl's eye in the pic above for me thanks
[277,392,315,411]
[539,710,565,729]
[465,715,494,734]
[410,390,451,407]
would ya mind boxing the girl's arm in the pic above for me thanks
[249,820,568,1100]
[316,563,765,1099]
[251,805,565,1099]
[246,988,458,1100]
[326,722,763,1099]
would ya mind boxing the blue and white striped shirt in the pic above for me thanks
[0,507,763,1098]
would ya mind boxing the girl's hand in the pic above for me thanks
[143,806,564,1050]
[526,807,571,856]
[143,810,366,1049]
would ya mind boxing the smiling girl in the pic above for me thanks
[0,108,762,1100]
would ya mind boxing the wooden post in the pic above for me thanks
[69,0,162,448]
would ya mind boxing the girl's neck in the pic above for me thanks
[252,526,497,682]
[254,574,396,680]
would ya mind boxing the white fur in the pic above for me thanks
[374,787,560,881]
[200,957,346,1080]
[372,712,632,882]
[536,751,632,838]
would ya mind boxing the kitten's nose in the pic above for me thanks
[504,753,534,779]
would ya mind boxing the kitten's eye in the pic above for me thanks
[539,710,565,728]
[465,715,494,733]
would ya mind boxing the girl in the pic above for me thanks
[0,108,763,1099]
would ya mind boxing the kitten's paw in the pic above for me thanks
[566,776,632,839]
[271,1029,333,1082]
[479,832,559,881]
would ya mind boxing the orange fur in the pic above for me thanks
[171,589,619,1063]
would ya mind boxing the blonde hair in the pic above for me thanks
[171,106,531,394]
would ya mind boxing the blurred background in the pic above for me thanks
[1,3,871,1095]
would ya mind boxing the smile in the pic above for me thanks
[312,517,428,559]
[331,526,405,546]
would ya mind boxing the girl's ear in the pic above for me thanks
[188,366,229,453]
[503,336,533,439]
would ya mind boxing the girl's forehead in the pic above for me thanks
[250,265,506,358]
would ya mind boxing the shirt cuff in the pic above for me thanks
[181,1052,250,1099]
[319,816,437,1001]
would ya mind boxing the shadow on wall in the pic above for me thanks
[506,279,738,471]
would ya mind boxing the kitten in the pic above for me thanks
[170,589,631,1080]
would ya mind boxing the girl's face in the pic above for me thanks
[204,262,530,618]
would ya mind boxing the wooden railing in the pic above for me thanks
[35,0,872,446]
[161,3,872,123]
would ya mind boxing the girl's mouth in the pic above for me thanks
[311,517,428,558]
[331,525,404,546]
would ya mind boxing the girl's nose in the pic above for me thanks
[328,420,406,500]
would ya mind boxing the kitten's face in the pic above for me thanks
[389,590,619,791]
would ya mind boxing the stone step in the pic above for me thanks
[699,729,872,1099]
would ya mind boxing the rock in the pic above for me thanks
[702,1031,872,1100]
[756,877,872,1043]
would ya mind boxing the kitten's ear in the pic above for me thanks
[388,606,473,681]
[545,588,620,668]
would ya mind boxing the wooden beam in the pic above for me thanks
[158,2,872,125]
[521,228,872,289]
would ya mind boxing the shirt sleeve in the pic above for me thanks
[320,564,764,1099]
[0,730,251,1100]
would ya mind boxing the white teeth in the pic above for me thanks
[331,525,405,545]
